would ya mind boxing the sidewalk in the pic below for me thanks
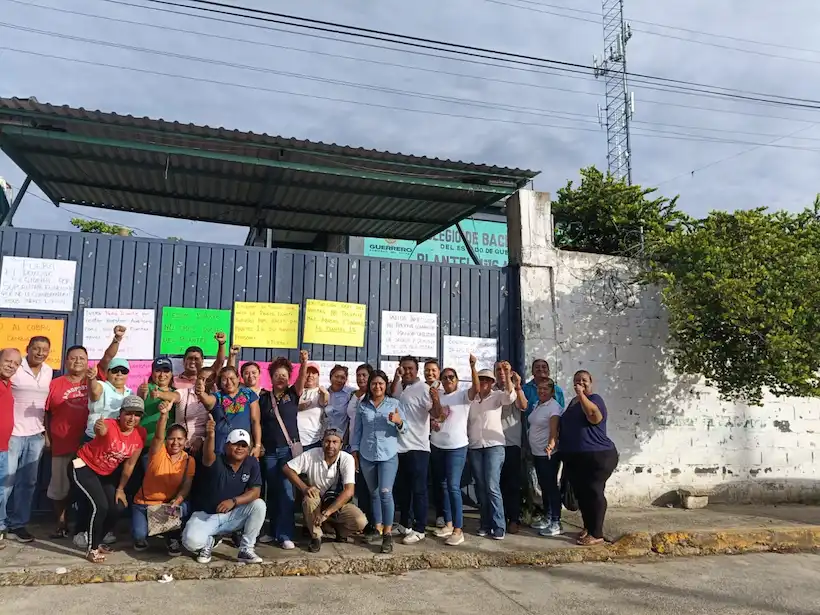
[0,504,817,586]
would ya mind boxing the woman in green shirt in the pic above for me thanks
[137,358,182,444]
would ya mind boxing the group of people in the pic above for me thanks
[0,323,620,564]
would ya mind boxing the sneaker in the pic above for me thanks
[435,516,446,528]
[308,538,321,553]
[539,522,563,537]
[133,539,149,551]
[434,526,454,538]
[73,532,88,549]
[0,530,6,550]
[393,524,411,537]
[365,531,383,545]
[102,532,116,545]
[237,548,263,564]
[402,530,425,545]
[8,528,34,543]
[196,538,214,564]
[280,539,296,550]
[477,529,489,537]
[380,533,394,554]
[492,529,506,541]
[258,534,276,544]
[530,518,549,530]
[445,532,465,546]
[167,538,182,557]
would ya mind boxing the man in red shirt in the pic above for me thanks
[0,348,23,550]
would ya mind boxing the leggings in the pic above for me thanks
[70,463,126,553]
[562,448,618,539]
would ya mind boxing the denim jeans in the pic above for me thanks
[182,499,267,552]
[431,445,468,529]
[4,434,46,530]
[395,450,430,533]
[359,455,399,528]
[468,446,506,533]
[0,451,8,531]
[264,447,295,542]
[532,454,562,523]
[131,501,191,541]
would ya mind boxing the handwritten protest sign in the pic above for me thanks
[380,310,438,357]
[0,317,64,369]
[89,359,153,392]
[303,300,366,347]
[443,335,498,383]
[233,302,299,349]
[160,307,231,355]
[82,308,155,359]
[0,256,76,312]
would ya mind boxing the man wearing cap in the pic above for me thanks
[85,357,133,440]
[182,416,265,565]
[283,427,365,553]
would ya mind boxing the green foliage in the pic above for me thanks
[645,201,820,404]
[70,218,132,236]
[553,166,685,256]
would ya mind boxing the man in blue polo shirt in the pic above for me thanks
[182,416,265,564]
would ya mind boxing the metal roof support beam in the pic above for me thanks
[0,176,31,227]
[455,221,482,266]
[2,126,516,195]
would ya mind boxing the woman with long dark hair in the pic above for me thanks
[347,363,374,532]
[554,370,618,546]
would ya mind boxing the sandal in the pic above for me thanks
[86,549,106,563]
[577,535,604,546]
[50,528,69,539]
[98,544,115,555]
[578,530,589,540]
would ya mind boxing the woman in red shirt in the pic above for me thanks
[70,395,146,563]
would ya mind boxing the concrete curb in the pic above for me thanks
[0,527,817,586]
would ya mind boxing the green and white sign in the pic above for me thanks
[363,220,508,266]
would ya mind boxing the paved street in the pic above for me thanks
[1,553,817,614]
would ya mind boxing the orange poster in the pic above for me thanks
[0,317,65,369]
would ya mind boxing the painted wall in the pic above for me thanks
[510,190,820,506]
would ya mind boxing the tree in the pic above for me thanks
[645,203,820,404]
[70,218,132,236]
[553,166,685,256]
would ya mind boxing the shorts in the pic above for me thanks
[47,454,73,500]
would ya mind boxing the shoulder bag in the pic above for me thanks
[273,392,303,457]
[145,456,190,536]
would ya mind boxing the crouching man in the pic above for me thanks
[283,427,366,553]
[182,416,265,564]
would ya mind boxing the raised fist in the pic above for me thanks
[113,325,126,340]
[229,344,241,356]
[214,332,227,345]
[300,350,309,364]
[469,354,477,367]
[158,400,171,415]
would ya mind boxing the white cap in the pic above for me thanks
[226,429,251,445]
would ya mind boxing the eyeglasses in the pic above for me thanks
[109,367,129,375]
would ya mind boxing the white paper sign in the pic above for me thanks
[0,256,76,312]
[443,335,498,381]
[380,310,438,357]
[314,360,360,389]
[82,308,156,360]
[380,360,399,378]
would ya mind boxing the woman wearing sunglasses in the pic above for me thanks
[85,358,133,442]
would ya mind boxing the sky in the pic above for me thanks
[2,0,820,244]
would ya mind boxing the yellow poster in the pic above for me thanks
[0,317,65,369]
[303,299,366,347]
[233,302,299,349]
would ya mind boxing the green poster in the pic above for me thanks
[159,307,232,355]
[362,219,508,266]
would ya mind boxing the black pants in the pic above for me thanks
[70,463,126,552]
[395,451,430,533]
[354,469,373,527]
[562,449,619,539]
[500,445,522,524]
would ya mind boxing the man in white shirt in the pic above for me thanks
[390,356,437,544]
[283,428,366,553]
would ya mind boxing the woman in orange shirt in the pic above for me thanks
[132,401,195,556]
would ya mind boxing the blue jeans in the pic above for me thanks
[359,455,399,528]
[0,452,8,531]
[182,499,267,552]
[469,446,506,533]
[264,447,295,542]
[431,445,468,529]
[533,455,562,523]
[131,501,191,541]
[3,434,45,530]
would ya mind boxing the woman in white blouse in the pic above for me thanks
[528,379,564,537]
[298,362,329,451]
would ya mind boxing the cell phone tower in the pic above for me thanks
[593,0,634,184]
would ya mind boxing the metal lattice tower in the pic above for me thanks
[594,0,633,184]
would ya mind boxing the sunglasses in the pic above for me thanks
[109,367,129,375]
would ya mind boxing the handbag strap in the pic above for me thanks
[272,392,295,447]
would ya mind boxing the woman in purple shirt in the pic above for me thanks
[553,370,618,546]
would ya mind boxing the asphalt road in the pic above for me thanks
[1,553,817,614]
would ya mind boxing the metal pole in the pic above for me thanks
[0,176,31,227]
[455,221,481,266]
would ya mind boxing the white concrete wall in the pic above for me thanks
[508,190,820,505]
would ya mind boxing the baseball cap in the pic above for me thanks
[477,369,496,382]
[323,427,344,440]
[152,357,173,371]
[108,358,130,372]
[120,395,145,413]
[306,361,320,373]
[226,429,251,445]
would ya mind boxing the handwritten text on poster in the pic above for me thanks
[160,307,232,355]
[0,317,64,369]
[0,256,77,312]
[82,308,155,360]
[380,311,438,357]
[303,300,366,347]
[233,302,299,349]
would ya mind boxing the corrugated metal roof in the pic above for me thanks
[0,97,538,240]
